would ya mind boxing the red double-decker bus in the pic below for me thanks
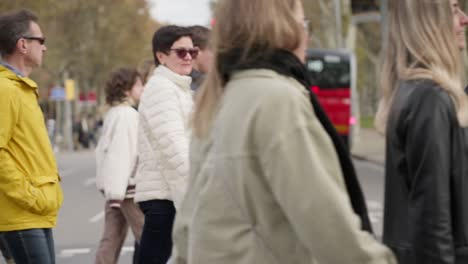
[306,49,357,148]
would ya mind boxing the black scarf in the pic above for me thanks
[219,49,373,233]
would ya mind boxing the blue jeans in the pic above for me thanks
[138,200,175,264]
[1,228,55,264]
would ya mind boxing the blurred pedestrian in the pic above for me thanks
[188,25,212,91]
[72,113,91,150]
[87,113,98,148]
[0,9,63,264]
[375,0,468,263]
[135,25,195,264]
[79,114,91,149]
[46,114,56,146]
[94,67,144,264]
[170,0,396,263]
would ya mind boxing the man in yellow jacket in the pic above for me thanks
[0,9,63,264]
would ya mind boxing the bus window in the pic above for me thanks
[307,57,350,89]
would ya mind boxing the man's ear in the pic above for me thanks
[16,38,27,54]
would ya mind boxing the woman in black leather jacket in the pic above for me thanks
[375,0,468,263]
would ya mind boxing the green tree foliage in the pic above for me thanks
[0,0,159,101]
[303,0,339,48]
[355,22,381,116]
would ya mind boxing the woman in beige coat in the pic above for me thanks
[171,0,397,263]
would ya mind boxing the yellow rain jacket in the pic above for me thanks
[0,65,63,231]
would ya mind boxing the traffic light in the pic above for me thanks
[351,0,380,13]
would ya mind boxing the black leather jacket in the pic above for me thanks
[383,79,468,264]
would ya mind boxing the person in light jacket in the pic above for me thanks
[170,0,397,263]
[375,0,468,263]
[135,25,196,263]
[95,67,144,264]
[188,25,212,91]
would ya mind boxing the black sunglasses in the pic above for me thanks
[170,48,199,59]
[23,36,46,45]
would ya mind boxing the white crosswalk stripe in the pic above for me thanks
[59,248,91,258]
[367,200,383,224]
[89,211,105,223]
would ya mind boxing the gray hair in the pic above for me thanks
[0,9,38,57]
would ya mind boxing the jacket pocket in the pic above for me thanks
[29,175,62,216]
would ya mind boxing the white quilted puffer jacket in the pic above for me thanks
[134,65,193,210]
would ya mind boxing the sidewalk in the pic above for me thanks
[351,128,385,165]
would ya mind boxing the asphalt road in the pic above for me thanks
[38,151,386,264]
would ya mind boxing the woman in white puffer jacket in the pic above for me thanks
[134,25,197,263]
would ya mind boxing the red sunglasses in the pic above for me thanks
[170,48,199,59]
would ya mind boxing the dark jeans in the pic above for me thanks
[0,233,13,261]
[1,228,55,264]
[138,200,175,264]
[133,241,139,264]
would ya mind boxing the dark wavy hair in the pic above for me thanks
[105,67,140,105]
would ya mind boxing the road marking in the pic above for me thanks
[89,211,105,223]
[84,177,96,186]
[58,245,135,258]
[122,246,135,252]
[369,210,383,223]
[367,200,383,224]
[59,248,91,258]
[121,246,135,256]
[367,200,382,210]
[369,214,380,224]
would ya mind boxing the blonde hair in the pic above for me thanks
[192,0,303,138]
[375,0,468,132]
